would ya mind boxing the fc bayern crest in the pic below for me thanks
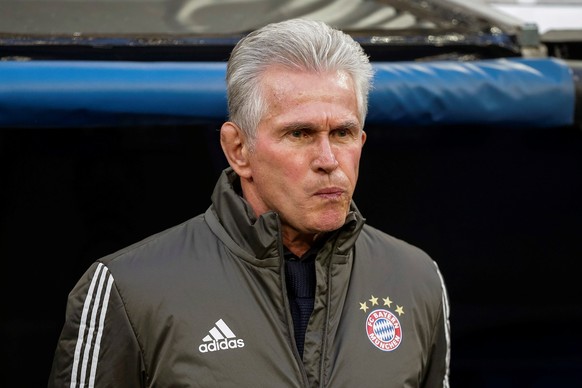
[366,309,402,351]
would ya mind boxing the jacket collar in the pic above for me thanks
[207,167,365,263]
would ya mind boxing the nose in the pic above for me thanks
[312,136,339,173]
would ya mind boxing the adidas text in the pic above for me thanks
[199,319,245,353]
[199,339,245,353]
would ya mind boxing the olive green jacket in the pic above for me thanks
[49,168,450,387]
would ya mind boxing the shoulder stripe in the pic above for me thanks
[70,263,113,388]
[433,261,451,388]
[89,274,114,387]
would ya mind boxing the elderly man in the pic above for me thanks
[49,19,450,387]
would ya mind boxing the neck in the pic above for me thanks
[283,229,324,258]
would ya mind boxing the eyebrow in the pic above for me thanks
[335,120,361,132]
[280,120,361,133]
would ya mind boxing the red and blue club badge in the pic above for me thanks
[360,295,404,351]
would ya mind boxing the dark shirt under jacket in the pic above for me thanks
[283,245,319,358]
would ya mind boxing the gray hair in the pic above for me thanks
[225,18,374,148]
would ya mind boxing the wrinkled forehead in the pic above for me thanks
[259,68,358,117]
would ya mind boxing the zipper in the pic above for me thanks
[276,218,311,388]
[317,238,340,387]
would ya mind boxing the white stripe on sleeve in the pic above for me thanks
[69,263,113,388]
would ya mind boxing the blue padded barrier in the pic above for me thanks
[368,58,575,127]
[0,57,575,128]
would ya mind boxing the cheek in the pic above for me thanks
[251,150,300,187]
[341,149,363,176]
[285,159,309,176]
[257,148,306,176]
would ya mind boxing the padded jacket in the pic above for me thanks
[49,168,450,387]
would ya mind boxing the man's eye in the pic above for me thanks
[335,128,353,138]
[290,130,304,138]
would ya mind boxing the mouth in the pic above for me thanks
[314,187,345,200]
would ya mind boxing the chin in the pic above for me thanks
[313,212,348,232]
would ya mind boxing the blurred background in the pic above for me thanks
[1,0,581,386]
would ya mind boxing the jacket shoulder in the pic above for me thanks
[358,224,431,260]
[98,213,209,267]
[357,224,443,286]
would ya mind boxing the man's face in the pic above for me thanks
[243,66,366,240]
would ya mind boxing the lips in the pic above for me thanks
[314,187,345,199]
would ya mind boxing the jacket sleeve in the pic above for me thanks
[421,267,451,388]
[48,262,145,388]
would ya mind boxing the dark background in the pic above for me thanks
[1,121,581,386]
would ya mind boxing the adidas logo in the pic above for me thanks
[198,319,245,353]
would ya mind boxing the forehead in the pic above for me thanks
[259,66,359,124]
[261,66,355,97]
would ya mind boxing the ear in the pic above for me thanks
[220,121,252,178]
[360,130,367,146]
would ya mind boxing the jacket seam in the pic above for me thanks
[100,262,149,386]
